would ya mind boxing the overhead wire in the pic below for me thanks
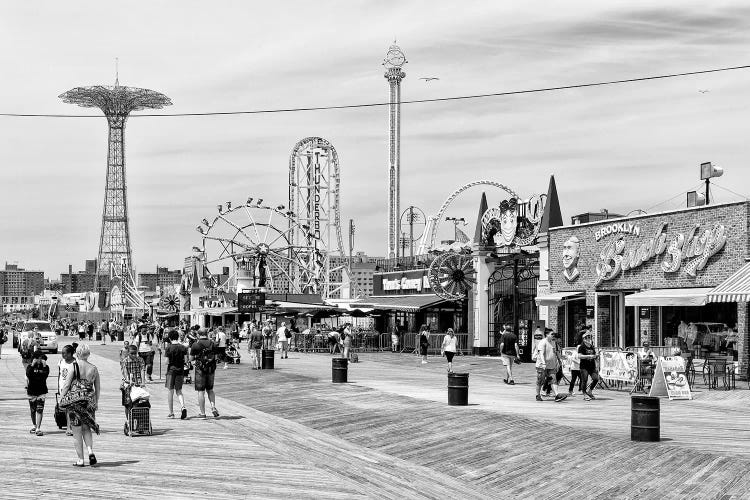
[711,181,750,201]
[642,182,705,213]
[0,63,749,119]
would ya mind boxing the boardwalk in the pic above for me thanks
[2,338,750,499]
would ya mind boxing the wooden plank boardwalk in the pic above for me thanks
[3,339,750,499]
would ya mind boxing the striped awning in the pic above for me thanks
[707,262,750,303]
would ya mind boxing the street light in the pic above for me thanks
[445,216,466,242]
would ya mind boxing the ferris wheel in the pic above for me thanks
[195,200,322,295]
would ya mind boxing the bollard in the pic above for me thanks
[332,357,348,383]
[261,348,275,370]
[447,372,469,406]
[631,395,660,442]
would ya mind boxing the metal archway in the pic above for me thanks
[417,180,519,254]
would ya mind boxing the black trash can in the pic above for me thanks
[448,372,469,406]
[631,395,660,442]
[332,357,348,383]
[117,330,124,342]
[262,349,275,370]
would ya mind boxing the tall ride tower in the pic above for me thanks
[383,43,406,260]
[60,77,172,291]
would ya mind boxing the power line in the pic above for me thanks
[1,63,749,119]
[643,182,705,213]
[711,181,750,200]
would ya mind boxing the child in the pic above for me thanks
[27,350,50,436]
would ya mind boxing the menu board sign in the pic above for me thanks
[650,356,692,400]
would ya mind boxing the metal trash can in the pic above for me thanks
[448,372,469,406]
[262,349,275,370]
[332,357,348,383]
[117,330,124,342]
[631,395,660,442]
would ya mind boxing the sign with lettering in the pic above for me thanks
[649,356,692,400]
[595,222,641,241]
[593,222,727,286]
[599,350,638,383]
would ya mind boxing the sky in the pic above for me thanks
[2,1,750,279]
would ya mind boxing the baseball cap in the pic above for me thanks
[583,332,593,338]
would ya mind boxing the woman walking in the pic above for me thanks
[27,351,50,436]
[441,328,458,373]
[419,325,430,364]
[341,324,352,360]
[59,344,100,467]
[58,343,78,436]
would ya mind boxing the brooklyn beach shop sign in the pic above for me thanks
[593,221,727,286]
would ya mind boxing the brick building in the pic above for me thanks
[60,261,97,294]
[537,200,750,375]
[138,266,182,292]
[0,263,45,312]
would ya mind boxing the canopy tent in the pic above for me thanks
[353,294,451,312]
[624,288,714,307]
[707,262,750,303]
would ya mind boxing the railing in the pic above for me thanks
[289,331,472,355]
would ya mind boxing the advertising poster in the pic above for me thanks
[650,356,692,400]
[560,347,577,377]
[599,350,638,384]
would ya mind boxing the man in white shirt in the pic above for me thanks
[533,329,567,402]
[276,322,289,359]
[216,326,228,370]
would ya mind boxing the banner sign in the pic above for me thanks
[649,356,692,400]
[599,350,638,383]
[560,347,577,377]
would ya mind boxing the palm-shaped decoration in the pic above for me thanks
[428,252,476,300]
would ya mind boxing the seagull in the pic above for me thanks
[420,77,440,82]
[698,89,710,93]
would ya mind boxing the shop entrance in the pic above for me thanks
[598,292,636,348]
[487,254,539,358]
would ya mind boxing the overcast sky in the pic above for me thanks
[2,1,750,279]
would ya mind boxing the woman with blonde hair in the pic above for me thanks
[441,328,458,373]
[59,343,101,467]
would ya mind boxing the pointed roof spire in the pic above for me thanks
[539,175,563,233]
[473,192,489,245]
[114,57,120,87]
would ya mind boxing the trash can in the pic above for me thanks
[332,357,348,383]
[262,349,275,370]
[117,330,124,342]
[448,372,469,406]
[631,395,660,442]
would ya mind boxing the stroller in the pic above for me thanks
[225,341,241,364]
[122,383,153,437]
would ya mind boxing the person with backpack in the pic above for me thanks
[248,324,263,370]
[134,326,157,382]
[276,322,290,359]
[164,329,188,420]
[20,328,40,389]
[27,350,50,436]
[190,328,219,418]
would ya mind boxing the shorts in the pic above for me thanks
[536,367,557,387]
[165,368,184,391]
[501,354,515,366]
[28,395,46,412]
[194,368,215,392]
[279,340,288,350]
[445,351,455,362]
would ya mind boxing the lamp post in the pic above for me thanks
[445,217,466,242]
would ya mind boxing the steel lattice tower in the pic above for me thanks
[383,43,406,260]
[60,78,172,291]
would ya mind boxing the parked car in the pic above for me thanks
[16,320,58,354]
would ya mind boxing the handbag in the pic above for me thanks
[129,385,151,402]
[54,394,67,429]
[59,363,90,409]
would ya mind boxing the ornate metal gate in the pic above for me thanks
[487,255,539,356]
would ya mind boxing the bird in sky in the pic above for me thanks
[420,77,440,82]
[698,89,710,93]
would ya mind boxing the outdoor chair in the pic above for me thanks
[633,359,654,393]
[707,358,729,390]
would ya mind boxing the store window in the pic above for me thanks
[661,303,737,351]
[564,299,587,347]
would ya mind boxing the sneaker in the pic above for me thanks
[421,360,428,364]
[554,394,568,402]
[197,413,207,419]
[148,377,153,382]
[503,378,508,384]
[180,408,187,420]
[535,395,543,402]
[508,380,515,385]
[35,430,44,436]
[223,365,228,370]
[587,392,596,400]
[167,413,175,419]
[584,394,591,401]
[212,407,220,418]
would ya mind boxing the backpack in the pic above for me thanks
[196,344,217,373]
[20,338,33,358]
[284,327,291,339]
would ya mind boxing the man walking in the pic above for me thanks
[216,326,228,370]
[164,330,188,419]
[276,322,289,359]
[578,331,600,401]
[100,319,109,345]
[135,326,156,382]
[534,328,567,402]
[248,324,263,370]
[499,324,520,385]
[190,328,219,418]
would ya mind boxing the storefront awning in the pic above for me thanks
[705,262,750,303]
[535,291,584,306]
[624,288,714,307]
[354,294,451,312]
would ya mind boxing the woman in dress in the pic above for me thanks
[59,343,100,467]
[58,343,78,436]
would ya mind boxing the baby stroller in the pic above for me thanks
[225,341,241,364]
[122,384,153,437]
